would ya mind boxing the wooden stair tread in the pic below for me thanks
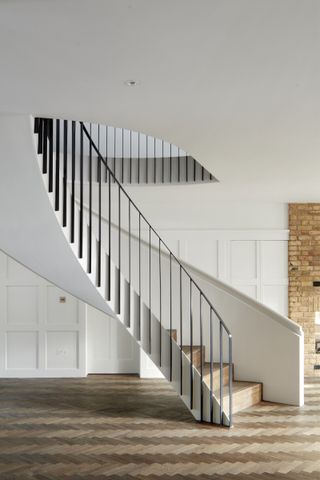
[203,362,230,374]
[167,329,177,342]
[182,345,205,368]
[213,381,262,415]
[182,345,203,352]
[220,380,261,396]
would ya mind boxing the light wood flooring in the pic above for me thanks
[0,375,319,479]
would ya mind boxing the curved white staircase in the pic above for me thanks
[0,115,304,427]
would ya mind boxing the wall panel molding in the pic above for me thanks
[0,251,86,378]
[158,228,289,317]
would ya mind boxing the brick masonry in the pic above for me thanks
[289,204,320,376]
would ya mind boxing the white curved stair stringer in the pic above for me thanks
[0,115,116,317]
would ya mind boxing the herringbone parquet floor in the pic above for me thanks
[0,375,319,479]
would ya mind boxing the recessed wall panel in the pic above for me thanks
[262,285,288,317]
[7,286,38,324]
[231,241,257,280]
[262,241,288,281]
[6,331,38,369]
[46,286,78,324]
[46,331,78,369]
[7,258,39,283]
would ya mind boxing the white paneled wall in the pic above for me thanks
[0,251,86,377]
[86,305,139,374]
[0,228,289,378]
[140,229,289,377]
[160,229,289,316]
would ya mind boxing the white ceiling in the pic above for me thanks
[1,0,320,201]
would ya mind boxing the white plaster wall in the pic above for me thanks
[0,250,86,377]
[126,185,288,230]
[86,305,139,374]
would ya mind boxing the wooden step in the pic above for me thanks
[203,362,232,390]
[214,381,262,415]
[167,329,177,342]
[182,345,205,368]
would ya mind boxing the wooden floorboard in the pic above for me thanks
[0,375,319,479]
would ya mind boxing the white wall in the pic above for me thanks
[126,185,288,230]
[86,305,139,374]
[0,248,141,378]
[158,229,289,316]
[0,250,86,377]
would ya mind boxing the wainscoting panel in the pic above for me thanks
[159,229,289,316]
[0,251,86,377]
[86,305,140,374]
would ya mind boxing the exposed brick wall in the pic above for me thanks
[289,204,320,376]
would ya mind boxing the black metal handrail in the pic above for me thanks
[81,123,230,335]
[34,117,233,426]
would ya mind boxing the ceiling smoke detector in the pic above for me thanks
[125,80,138,86]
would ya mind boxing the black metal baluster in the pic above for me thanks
[138,213,141,339]
[79,124,83,258]
[129,130,132,183]
[149,226,152,353]
[43,119,48,174]
[70,121,76,243]
[146,135,148,184]
[117,184,121,312]
[107,168,111,300]
[201,165,204,181]
[178,148,181,183]
[186,154,188,182]
[138,132,140,183]
[219,321,223,425]
[128,200,131,327]
[113,127,116,182]
[34,117,40,133]
[159,238,162,366]
[54,119,60,211]
[88,124,92,273]
[96,124,100,180]
[180,265,183,395]
[193,158,196,182]
[229,334,233,427]
[169,253,172,381]
[190,279,193,409]
[153,137,156,183]
[97,150,102,287]
[162,139,164,183]
[200,293,203,422]
[105,126,108,181]
[210,308,213,423]
[169,143,172,183]
[121,128,124,183]
[48,119,54,192]
[62,120,68,227]
[37,118,43,154]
